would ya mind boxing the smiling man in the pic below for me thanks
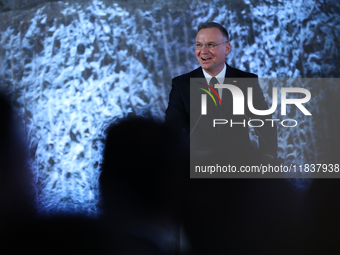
[195,24,230,77]
[165,22,280,254]
[165,22,277,162]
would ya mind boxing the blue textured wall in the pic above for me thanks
[0,0,339,214]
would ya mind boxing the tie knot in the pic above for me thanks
[209,77,219,87]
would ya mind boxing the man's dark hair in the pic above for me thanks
[197,22,229,41]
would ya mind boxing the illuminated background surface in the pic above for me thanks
[0,0,339,214]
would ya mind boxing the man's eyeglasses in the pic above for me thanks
[194,42,228,49]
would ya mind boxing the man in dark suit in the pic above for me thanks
[165,22,277,163]
[164,22,284,254]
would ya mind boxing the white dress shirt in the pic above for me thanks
[202,63,227,100]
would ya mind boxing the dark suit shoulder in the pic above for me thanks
[172,67,203,83]
[234,69,257,78]
[226,64,258,78]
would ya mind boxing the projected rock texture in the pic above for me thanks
[0,0,339,213]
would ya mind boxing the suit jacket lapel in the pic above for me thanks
[222,64,235,116]
[194,67,205,78]
[225,63,236,78]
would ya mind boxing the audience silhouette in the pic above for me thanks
[100,116,187,254]
[0,93,35,226]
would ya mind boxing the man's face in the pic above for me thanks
[195,27,231,76]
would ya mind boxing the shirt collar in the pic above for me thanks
[202,63,227,84]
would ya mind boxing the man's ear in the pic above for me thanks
[225,42,231,56]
